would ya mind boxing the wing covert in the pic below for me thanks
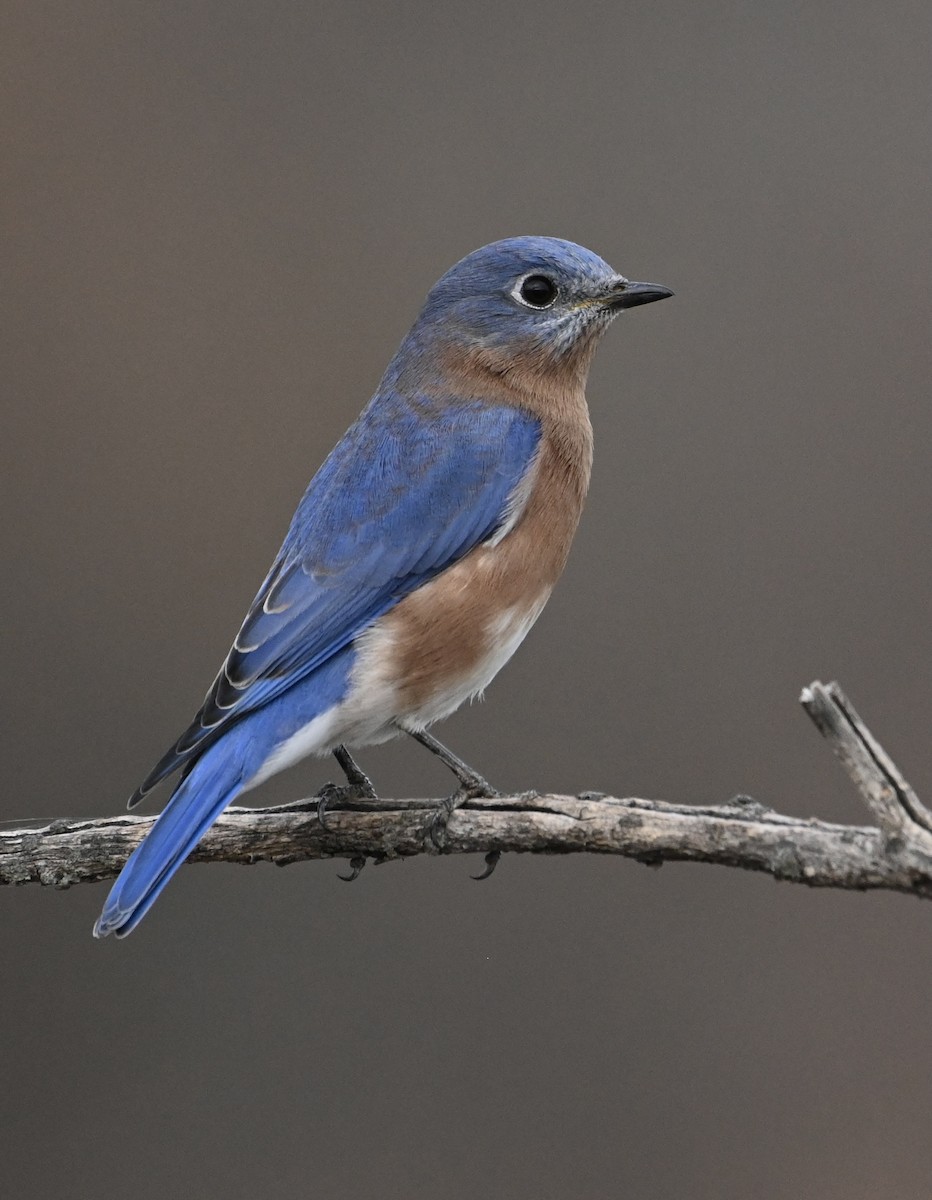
[129,398,540,804]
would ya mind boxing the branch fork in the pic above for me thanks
[4,681,932,902]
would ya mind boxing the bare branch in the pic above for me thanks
[5,681,932,901]
[800,681,932,843]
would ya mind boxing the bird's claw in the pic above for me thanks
[471,850,501,881]
[316,779,382,831]
[337,855,367,883]
[426,778,501,850]
[426,795,458,850]
[315,782,343,832]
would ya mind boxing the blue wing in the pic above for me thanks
[128,395,540,806]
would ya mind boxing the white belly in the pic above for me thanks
[245,592,549,790]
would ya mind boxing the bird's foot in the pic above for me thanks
[471,850,502,881]
[317,785,386,883]
[450,766,499,799]
[425,792,463,850]
[337,855,367,883]
[425,776,500,851]
[315,781,372,831]
[317,745,379,831]
[320,749,393,881]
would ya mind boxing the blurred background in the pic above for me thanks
[4,2,932,1196]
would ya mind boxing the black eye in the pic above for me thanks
[518,274,558,308]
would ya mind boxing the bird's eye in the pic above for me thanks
[517,274,558,309]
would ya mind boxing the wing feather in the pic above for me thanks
[129,397,540,806]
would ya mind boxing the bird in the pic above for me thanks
[93,236,672,938]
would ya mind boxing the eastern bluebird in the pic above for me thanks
[94,236,671,938]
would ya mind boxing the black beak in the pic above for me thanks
[606,279,674,310]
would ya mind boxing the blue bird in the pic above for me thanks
[94,236,671,937]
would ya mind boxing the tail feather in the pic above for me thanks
[126,726,217,809]
[99,643,358,937]
[95,751,245,938]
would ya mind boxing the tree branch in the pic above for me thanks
[5,681,932,900]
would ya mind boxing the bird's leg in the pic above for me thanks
[332,744,377,798]
[314,745,383,882]
[403,727,500,851]
[316,744,379,832]
[405,728,499,798]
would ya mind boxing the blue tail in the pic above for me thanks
[95,643,357,938]
[94,744,246,939]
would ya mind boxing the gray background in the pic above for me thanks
[4,2,932,1196]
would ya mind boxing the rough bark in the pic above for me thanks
[4,682,932,901]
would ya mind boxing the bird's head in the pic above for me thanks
[411,236,672,385]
